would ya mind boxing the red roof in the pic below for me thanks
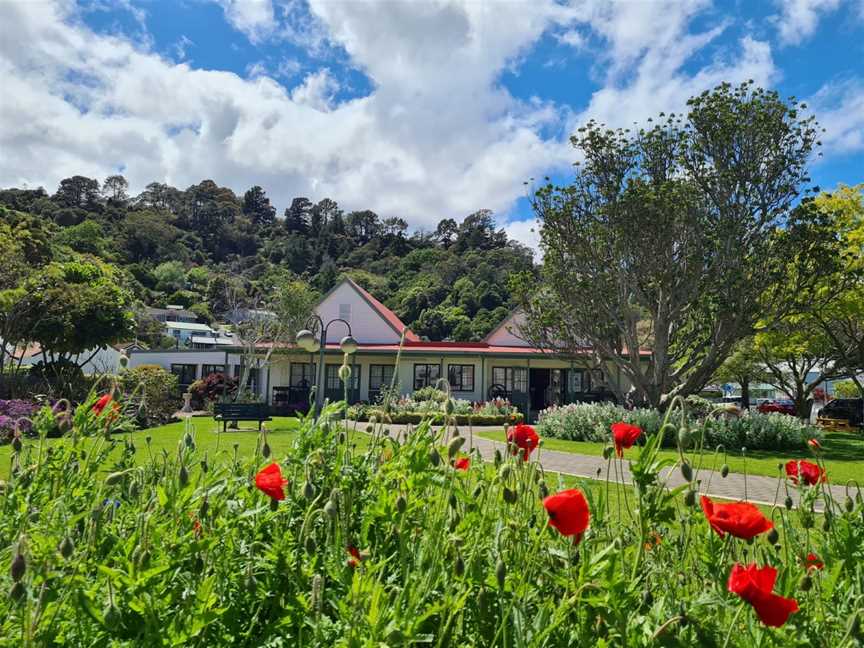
[345,277,420,342]
[260,340,650,357]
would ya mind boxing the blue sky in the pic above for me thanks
[1,0,862,252]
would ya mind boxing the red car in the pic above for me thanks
[757,400,796,416]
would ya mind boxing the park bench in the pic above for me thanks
[816,417,858,433]
[214,402,272,433]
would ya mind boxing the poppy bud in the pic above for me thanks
[200,459,208,473]
[454,555,465,577]
[311,574,323,615]
[785,496,794,510]
[338,364,351,382]
[680,462,693,482]
[766,528,779,545]
[339,431,347,443]
[801,514,814,529]
[494,448,502,466]
[178,465,189,486]
[845,496,854,513]
[429,448,441,467]
[137,549,150,569]
[303,481,315,500]
[11,436,22,453]
[9,581,26,602]
[444,399,455,415]
[499,464,512,481]
[641,589,653,609]
[720,464,729,478]
[495,559,506,589]
[684,490,696,507]
[502,487,517,504]
[822,516,831,532]
[678,427,690,449]
[199,497,209,519]
[269,498,279,511]
[105,471,126,486]
[324,501,337,518]
[447,436,465,459]
[602,445,614,460]
[145,435,152,445]
[305,536,317,554]
[10,552,25,582]
[262,442,271,459]
[244,574,257,593]
[59,536,74,559]
[477,587,489,610]
[396,494,407,514]
[799,574,812,592]
[538,481,549,498]
[184,432,194,448]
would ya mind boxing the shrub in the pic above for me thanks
[118,365,180,427]
[537,402,820,451]
[188,372,238,407]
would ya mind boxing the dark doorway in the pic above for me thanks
[529,368,550,413]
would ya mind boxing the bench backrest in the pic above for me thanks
[214,402,269,418]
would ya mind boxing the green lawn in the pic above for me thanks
[0,416,370,480]
[477,428,864,483]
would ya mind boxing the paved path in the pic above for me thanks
[358,423,846,509]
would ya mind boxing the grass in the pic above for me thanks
[477,428,864,484]
[0,416,372,480]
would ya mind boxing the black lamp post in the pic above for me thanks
[295,315,358,417]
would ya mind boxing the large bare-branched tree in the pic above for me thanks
[515,82,837,407]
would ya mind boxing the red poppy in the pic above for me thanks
[728,563,799,627]
[92,394,113,415]
[453,456,470,471]
[611,422,642,458]
[543,489,590,543]
[255,463,288,500]
[507,423,539,459]
[785,460,826,486]
[347,546,362,568]
[803,553,824,571]
[807,438,821,451]
[700,496,773,540]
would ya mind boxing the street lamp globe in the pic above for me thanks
[340,335,359,355]
[296,329,318,352]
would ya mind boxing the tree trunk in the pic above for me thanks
[740,377,750,409]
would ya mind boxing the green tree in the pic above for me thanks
[518,82,830,407]
[53,175,101,209]
[712,338,766,408]
[242,185,276,227]
[20,260,135,366]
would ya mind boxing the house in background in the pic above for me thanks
[146,305,198,323]
[164,321,234,349]
[15,342,143,375]
[129,278,639,420]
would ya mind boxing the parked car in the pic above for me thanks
[818,398,864,428]
[757,399,796,416]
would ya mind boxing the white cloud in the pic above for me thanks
[0,0,811,234]
[215,0,275,43]
[504,218,542,259]
[290,68,339,111]
[773,0,841,45]
[808,79,864,155]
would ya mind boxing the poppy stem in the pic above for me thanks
[722,603,745,648]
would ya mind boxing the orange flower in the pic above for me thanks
[453,456,470,471]
[255,463,288,500]
[92,394,113,415]
[611,422,642,458]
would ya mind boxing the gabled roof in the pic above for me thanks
[336,278,420,342]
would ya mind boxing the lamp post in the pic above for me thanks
[295,315,358,418]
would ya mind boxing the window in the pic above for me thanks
[568,369,588,393]
[233,365,260,391]
[290,363,316,387]
[492,367,528,393]
[369,365,395,392]
[413,363,440,390]
[448,364,475,392]
[170,364,197,386]
[325,364,359,390]
[201,364,225,377]
[338,303,351,322]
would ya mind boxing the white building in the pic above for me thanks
[129,278,642,418]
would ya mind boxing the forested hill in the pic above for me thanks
[2,176,536,341]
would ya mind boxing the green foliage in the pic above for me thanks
[0,400,861,645]
[118,365,180,427]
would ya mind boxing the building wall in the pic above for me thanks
[19,346,123,375]
[128,350,266,399]
[315,282,402,344]
[485,311,530,347]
